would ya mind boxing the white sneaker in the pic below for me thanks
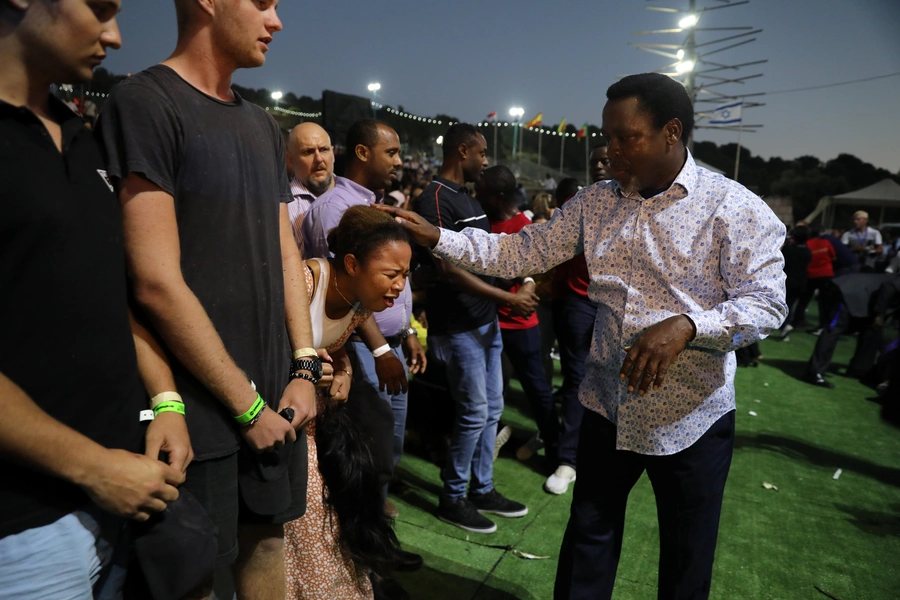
[544,465,577,495]
[781,324,794,338]
[493,425,512,461]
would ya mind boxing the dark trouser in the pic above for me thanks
[501,325,559,451]
[805,304,880,378]
[784,285,803,328]
[554,410,735,600]
[552,292,596,468]
[794,277,832,328]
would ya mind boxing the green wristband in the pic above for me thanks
[153,400,185,417]
[235,394,265,427]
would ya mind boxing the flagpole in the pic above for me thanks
[537,130,542,167]
[559,134,565,175]
[584,136,589,185]
[733,125,743,181]
[493,122,497,166]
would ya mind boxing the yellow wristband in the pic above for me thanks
[292,347,317,359]
[150,391,183,410]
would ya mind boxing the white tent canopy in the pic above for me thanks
[804,178,900,227]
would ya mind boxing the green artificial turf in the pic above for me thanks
[390,323,900,599]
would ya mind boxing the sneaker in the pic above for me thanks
[804,373,835,389]
[468,489,528,518]
[438,497,497,533]
[544,465,577,495]
[493,425,512,461]
[809,328,824,336]
[781,324,794,338]
[516,432,544,461]
[550,348,561,361]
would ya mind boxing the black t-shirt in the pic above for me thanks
[0,97,145,537]
[411,176,497,335]
[97,65,292,460]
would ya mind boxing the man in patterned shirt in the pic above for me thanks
[379,73,787,600]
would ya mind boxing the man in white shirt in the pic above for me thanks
[841,210,882,270]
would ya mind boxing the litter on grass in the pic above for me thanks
[512,549,551,560]
[832,469,842,480]
[748,411,758,416]
[762,482,779,491]
[754,399,761,403]
[763,382,769,387]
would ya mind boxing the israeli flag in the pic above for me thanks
[709,101,742,125]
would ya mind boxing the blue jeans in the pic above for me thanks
[347,340,409,502]
[430,319,504,499]
[552,291,597,468]
[501,325,559,451]
[0,509,127,599]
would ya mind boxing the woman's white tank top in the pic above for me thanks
[308,258,358,349]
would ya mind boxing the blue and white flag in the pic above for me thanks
[709,101,742,125]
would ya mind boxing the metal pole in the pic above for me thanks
[371,91,376,118]
[733,126,743,181]
[684,0,696,153]
[519,123,524,157]
[537,130,542,167]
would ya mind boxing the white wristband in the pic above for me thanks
[149,391,183,410]
[522,277,536,285]
[372,344,391,358]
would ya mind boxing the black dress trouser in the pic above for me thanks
[554,409,735,600]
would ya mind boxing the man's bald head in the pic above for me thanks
[286,123,334,196]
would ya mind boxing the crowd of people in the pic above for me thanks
[776,212,900,400]
[7,2,858,600]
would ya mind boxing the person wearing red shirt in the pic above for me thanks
[793,225,837,332]
[475,167,558,478]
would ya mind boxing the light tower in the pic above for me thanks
[631,0,766,152]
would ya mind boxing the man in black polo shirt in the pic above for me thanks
[97,1,318,597]
[0,1,188,596]
[411,124,532,533]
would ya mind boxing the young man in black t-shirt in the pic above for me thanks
[411,124,531,534]
[0,2,188,596]
[97,2,318,597]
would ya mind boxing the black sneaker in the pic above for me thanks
[468,489,528,518]
[438,497,497,533]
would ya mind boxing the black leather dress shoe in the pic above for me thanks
[393,548,424,572]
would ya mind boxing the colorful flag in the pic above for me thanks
[557,119,567,134]
[486,111,497,120]
[577,122,588,140]
[524,112,543,129]
[709,101,742,125]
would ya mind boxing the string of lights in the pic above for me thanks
[372,102,455,126]
[273,106,322,118]
[476,121,598,139]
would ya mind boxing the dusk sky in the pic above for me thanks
[102,0,900,172]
